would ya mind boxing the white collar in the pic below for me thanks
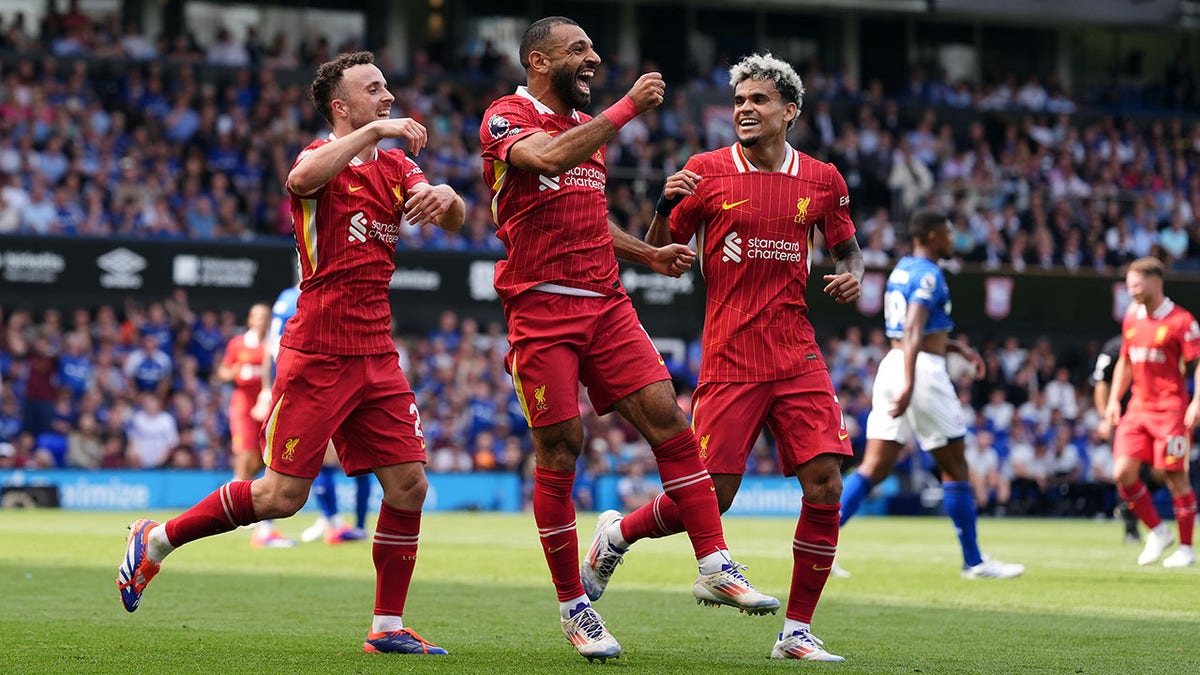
[328,132,377,165]
[1135,298,1175,320]
[515,86,581,121]
[729,142,799,175]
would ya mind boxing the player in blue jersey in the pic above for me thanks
[840,208,1024,579]
[255,280,370,544]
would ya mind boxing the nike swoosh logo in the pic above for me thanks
[812,564,832,571]
[721,199,749,210]
[838,431,849,441]
[548,543,570,553]
[348,185,365,192]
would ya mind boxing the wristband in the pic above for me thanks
[656,192,681,218]
[600,95,639,130]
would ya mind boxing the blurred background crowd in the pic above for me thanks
[1,1,1198,517]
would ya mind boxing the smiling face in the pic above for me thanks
[541,23,600,109]
[733,77,796,149]
[335,63,394,130]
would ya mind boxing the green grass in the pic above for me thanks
[1,511,1196,673]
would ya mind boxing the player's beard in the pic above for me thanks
[551,63,591,109]
[737,134,760,148]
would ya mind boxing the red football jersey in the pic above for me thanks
[221,331,264,399]
[1120,298,1200,413]
[479,87,621,300]
[283,136,427,355]
[669,143,856,383]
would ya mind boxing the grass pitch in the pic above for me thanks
[1,510,1196,673]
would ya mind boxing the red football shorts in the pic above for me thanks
[228,391,260,454]
[503,291,669,428]
[1114,408,1191,472]
[261,346,426,478]
[692,369,852,477]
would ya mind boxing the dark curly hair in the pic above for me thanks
[310,50,376,125]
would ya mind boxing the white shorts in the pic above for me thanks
[865,349,966,450]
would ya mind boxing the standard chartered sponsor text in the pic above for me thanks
[747,237,803,262]
[369,219,401,245]
[560,165,606,190]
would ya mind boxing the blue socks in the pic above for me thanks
[944,482,982,567]
[314,465,339,519]
[355,474,371,529]
[840,471,874,527]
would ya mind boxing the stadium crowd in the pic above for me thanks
[0,9,1197,271]
[1,9,1198,515]
[1,296,1187,519]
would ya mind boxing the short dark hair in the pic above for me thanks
[519,16,578,69]
[910,208,948,240]
[310,50,376,125]
[1128,256,1165,279]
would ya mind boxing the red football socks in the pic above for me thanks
[650,429,726,558]
[620,492,686,544]
[164,480,256,546]
[1173,492,1196,546]
[534,467,584,601]
[373,501,420,617]
[1119,481,1163,530]
[787,499,839,623]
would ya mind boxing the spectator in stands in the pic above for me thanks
[125,392,178,469]
[1010,431,1052,514]
[966,428,1010,515]
[1043,366,1080,421]
[123,334,172,396]
[67,411,104,469]
[1081,425,1118,519]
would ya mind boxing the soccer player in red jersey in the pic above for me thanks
[480,17,777,662]
[216,303,294,548]
[117,51,465,656]
[1104,256,1200,568]
[582,53,861,662]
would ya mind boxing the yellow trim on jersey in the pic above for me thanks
[262,394,285,466]
[510,350,532,424]
[490,161,508,225]
[299,198,318,272]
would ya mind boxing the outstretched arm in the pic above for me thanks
[609,220,694,278]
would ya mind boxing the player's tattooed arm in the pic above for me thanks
[823,237,864,304]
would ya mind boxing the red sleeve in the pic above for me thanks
[668,155,707,244]
[1179,311,1200,362]
[286,139,327,198]
[821,164,855,249]
[398,153,427,190]
[480,98,544,164]
[220,337,240,368]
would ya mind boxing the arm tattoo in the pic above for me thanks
[830,237,864,282]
